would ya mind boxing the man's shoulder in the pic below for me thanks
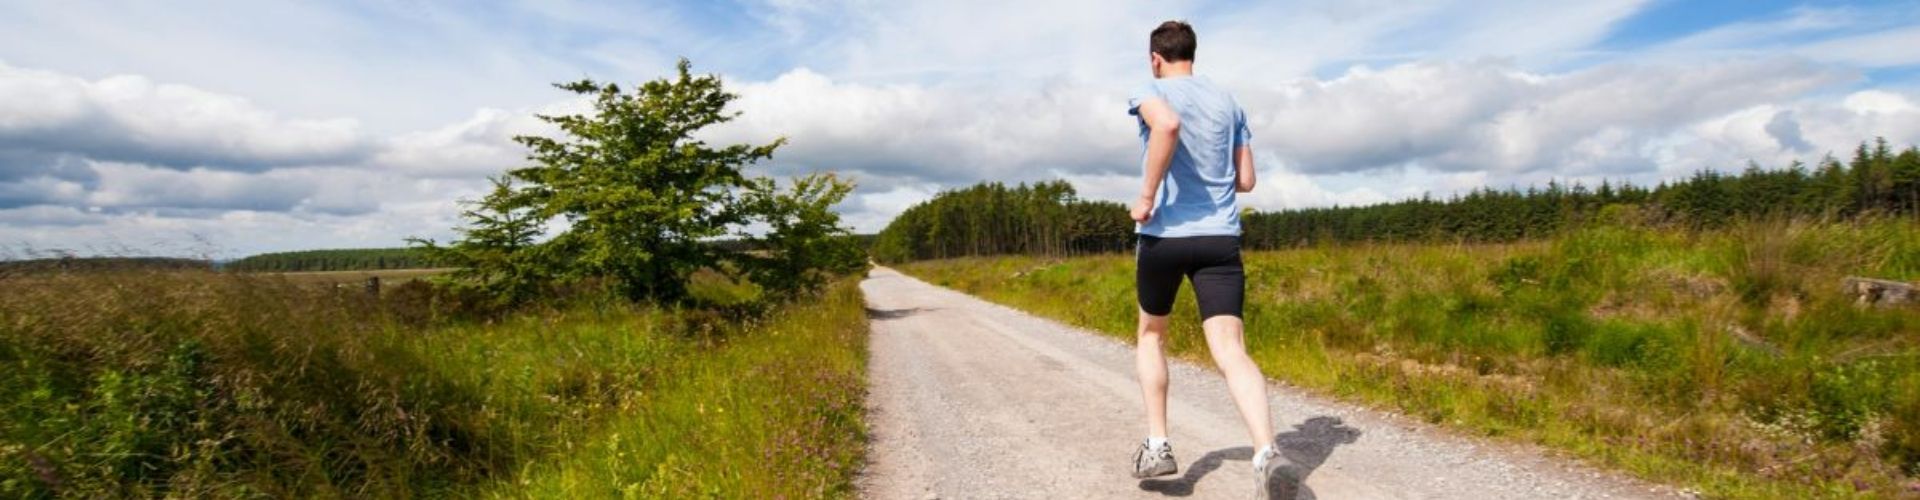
[1129,81,1163,100]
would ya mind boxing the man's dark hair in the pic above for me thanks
[1150,20,1196,62]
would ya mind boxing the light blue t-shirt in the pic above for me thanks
[1127,75,1250,238]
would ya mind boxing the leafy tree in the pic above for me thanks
[504,60,780,302]
[738,173,868,298]
[415,59,863,306]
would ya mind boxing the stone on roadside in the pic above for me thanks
[1842,276,1915,307]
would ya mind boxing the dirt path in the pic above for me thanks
[857,267,1681,500]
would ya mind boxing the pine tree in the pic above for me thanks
[410,177,548,306]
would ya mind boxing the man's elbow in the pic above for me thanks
[1151,119,1180,135]
[1236,179,1255,193]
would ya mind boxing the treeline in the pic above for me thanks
[876,139,1920,262]
[226,248,431,272]
[1249,138,1919,247]
[870,181,1135,263]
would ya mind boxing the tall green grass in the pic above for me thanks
[473,279,868,498]
[899,218,1920,499]
[0,269,868,498]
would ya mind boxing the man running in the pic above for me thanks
[1124,20,1280,497]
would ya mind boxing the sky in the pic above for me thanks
[2,0,1919,259]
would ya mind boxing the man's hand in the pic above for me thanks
[1130,194,1154,223]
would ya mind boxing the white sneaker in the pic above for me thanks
[1252,445,1283,500]
[1131,441,1178,478]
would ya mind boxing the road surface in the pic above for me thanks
[857,267,1680,500]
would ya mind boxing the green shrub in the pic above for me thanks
[1541,307,1594,356]
[1491,256,1543,296]
[1585,322,1678,369]
[1807,361,1899,442]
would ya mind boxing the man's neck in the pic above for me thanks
[1157,62,1194,79]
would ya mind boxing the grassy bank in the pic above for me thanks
[898,219,1920,498]
[473,278,868,498]
[0,268,868,498]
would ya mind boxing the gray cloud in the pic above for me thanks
[0,63,375,173]
[0,174,86,210]
[82,162,318,213]
[0,205,104,228]
[0,157,476,218]
[0,150,94,183]
[1766,110,1812,152]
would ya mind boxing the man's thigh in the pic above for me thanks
[1136,236,1185,316]
[1186,237,1244,320]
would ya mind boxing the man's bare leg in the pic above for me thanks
[1202,315,1273,447]
[1136,310,1173,439]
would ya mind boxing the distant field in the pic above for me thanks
[223,247,431,272]
[261,267,454,284]
[899,219,1920,499]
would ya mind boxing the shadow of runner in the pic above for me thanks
[1139,446,1250,496]
[865,306,930,320]
[1263,416,1362,499]
[1139,416,1362,499]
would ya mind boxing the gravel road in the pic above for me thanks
[857,267,1682,500]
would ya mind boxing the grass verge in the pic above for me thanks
[0,269,868,498]
[474,279,868,498]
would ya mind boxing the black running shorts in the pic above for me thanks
[1135,235,1244,319]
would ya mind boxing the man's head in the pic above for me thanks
[1149,20,1195,78]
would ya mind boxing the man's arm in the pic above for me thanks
[1132,98,1180,223]
[1234,145,1255,193]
